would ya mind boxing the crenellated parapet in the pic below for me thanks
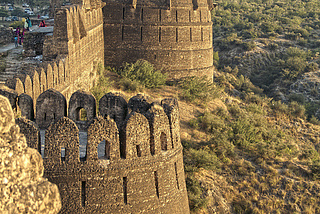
[8,0,105,103]
[0,89,189,213]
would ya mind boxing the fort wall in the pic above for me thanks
[103,0,214,79]
[0,88,190,213]
[8,1,104,103]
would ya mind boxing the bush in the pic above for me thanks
[311,159,320,180]
[9,21,24,29]
[117,60,166,88]
[118,78,142,92]
[289,101,306,119]
[178,76,221,103]
[90,64,112,102]
[242,41,257,51]
[186,175,208,211]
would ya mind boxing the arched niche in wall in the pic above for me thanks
[99,92,127,129]
[121,112,150,159]
[68,90,96,130]
[36,89,67,129]
[45,117,79,163]
[144,104,172,155]
[87,116,119,162]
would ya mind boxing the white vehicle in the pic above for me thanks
[40,15,49,20]
[22,3,29,7]
[27,11,34,15]
[24,8,30,13]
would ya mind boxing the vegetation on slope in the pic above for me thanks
[92,59,320,213]
[212,0,320,121]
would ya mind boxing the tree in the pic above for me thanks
[0,8,8,19]
[11,8,25,17]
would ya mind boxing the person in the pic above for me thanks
[39,20,46,27]
[16,27,20,44]
[24,18,29,30]
[27,17,32,29]
[25,17,32,31]
[14,36,18,47]
[37,14,40,19]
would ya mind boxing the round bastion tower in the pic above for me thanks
[103,0,215,79]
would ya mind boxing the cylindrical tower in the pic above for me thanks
[103,0,214,79]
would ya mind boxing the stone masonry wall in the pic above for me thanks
[0,95,61,213]
[8,1,105,103]
[103,0,215,79]
[0,89,190,213]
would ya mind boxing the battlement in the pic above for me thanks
[0,88,189,213]
[6,1,104,103]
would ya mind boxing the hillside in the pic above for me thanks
[92,60,320,213]
[212,0,320,122]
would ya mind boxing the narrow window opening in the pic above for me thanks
[176,28,178,42]
[79,131,87,162]
[159,9,161,22]
[160,132,167,151]
[201,27,203,41]
[159,27,161,42]
[154,171,159,198]
[174,162,180,189]
[98,139,110,160]
[190,28,192,41]
[122,26,124,41]
[81,181,86,207]
[154,54,157,59]
[120,138,126,159]
[189,10,191,22]
[122,7,125,20]
[141,8,143,22]
[53,113,56,120]
[136,144,141,157]
[76,107,87,121]
[150,140,155,156]
[40,130,45,158]
[44,113,46,121]
[61,147,66,162]
[140,27,143,41]
[175,10,178,22]
[123,177,128,204]
[199,10,202,22]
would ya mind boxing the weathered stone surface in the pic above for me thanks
[0,87,18,111]
[99,92,127,129]
[0,95,61,213]
[36,89,67,129]
[103,0,214,79]
[18,93,34,120]
[68,90,96,130]
[128,94,152,114]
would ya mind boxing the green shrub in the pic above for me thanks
[90,64,112,102]
[179,76,221,103]
[288,93,305,104]
[289,101,306,119]
[117,60,166,88]
[213,51,219,67]
[311,159,320,180]
[305,62,319,72]
[9,21,24,29]
[184,148,221,171]
[186,175,208,211]
[242,41,257,51]
[118,78,142,92]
